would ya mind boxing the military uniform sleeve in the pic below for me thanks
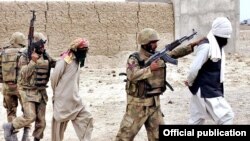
[19,59,37,81]
[18,55,28,69]
[45,52,57,68]
[167,44,193,59]
[126,56,153,82]
[50,59,66,92]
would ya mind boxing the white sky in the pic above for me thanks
[240,0,250,21]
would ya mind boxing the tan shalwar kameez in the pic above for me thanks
[50,58,93,141]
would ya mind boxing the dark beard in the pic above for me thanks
[72,49,87,68]
[78,58,85,68]
[32,39,46,55]
[215,36,228,48]
[142,44,155,54]
[35,49,43,55]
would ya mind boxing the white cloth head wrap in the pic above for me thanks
[211,17,232,38]
[207,17,232,83]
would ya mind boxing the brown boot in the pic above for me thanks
[2,123,14,141]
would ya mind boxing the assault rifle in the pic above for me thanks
[144,29,197,66]
[27,10,36,61]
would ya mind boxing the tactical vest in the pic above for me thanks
[19,51,51,88]
[34,59,50,87]
[1,46,21,83]
[126,52,167,98]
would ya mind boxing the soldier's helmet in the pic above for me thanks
[137,28,160,45]
[9,32,26,48]
[33,32,47,43]
[69,38,89,51]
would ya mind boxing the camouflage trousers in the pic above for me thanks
[115,104,164,141]
[12,100,46,139]
[2,83,22,122]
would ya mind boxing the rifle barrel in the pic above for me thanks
[144,29,197,66]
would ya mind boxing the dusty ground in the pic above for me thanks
[240,24,250,30]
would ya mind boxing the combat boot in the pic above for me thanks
[22,127,31,141]
[2,123,14,141]
[34,137,40,141]
[12,133,18,141]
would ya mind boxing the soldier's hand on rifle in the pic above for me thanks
[190,37,206,49]
[31,51,40,63]
[150,60,160,71]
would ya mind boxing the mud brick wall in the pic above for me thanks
[0,1,174,57]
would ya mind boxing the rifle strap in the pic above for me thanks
[165,81,174,91]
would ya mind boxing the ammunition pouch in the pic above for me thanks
[34,59,50,87]
[126,79,167,98]
[126,79,149,98]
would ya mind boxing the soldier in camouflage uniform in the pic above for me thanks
[2,32,56,141]
[115,28,203,141]
[0,32,31,141]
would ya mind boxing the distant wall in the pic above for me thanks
[0,0,242,59]
[173,0,240,53]
[0,1,174,57]
[127,0,241,54]
[126,0,171,3]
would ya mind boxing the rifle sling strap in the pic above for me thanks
[165,81,174,91]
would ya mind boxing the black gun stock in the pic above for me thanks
[28,10,36,61]
[144,29,197,67]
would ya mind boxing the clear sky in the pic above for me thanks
[240,0,250,21]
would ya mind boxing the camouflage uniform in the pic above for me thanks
[3,32,56,141]
[0,32,33,141]
[0,32,26,122]
[1,46,22,122]
[116,28,194,141]
[12,50,55,138]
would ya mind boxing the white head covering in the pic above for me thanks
[207,17,232,83]
[211,17,232,38]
